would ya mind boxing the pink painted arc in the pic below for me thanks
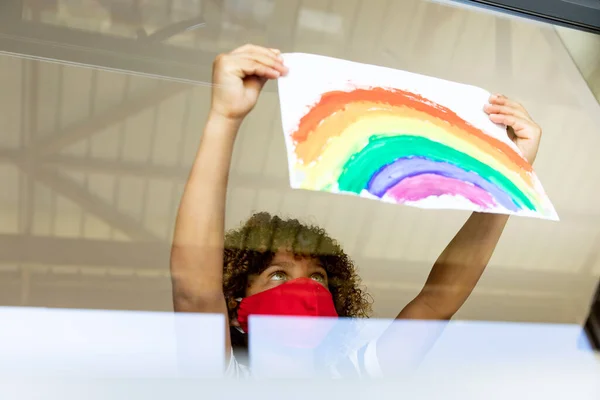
[387,174,498,209]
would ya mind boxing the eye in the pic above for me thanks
[310,272,326,283]
[269,271,288,281]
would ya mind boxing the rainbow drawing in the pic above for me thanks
[278,54,558,220]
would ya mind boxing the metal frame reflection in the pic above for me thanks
[0,0,216,85]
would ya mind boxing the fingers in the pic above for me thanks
[487,113,530,132]
[486,94,541,164]
[232,43,279,59]
[488,94,530,116]
[234,58,282,80]
[218,44,288,79]
[484,103,529,120]
[485,93,541,137]
[238,53,288,76]
[231,44,286,68]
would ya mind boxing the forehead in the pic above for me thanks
[270,250,323,269]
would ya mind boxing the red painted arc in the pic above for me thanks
[290,87,532,173]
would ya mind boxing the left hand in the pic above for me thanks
[484,94,542,164]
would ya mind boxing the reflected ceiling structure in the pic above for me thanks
[0,0,599,326]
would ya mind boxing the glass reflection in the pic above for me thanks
[22,0,205,44]
[248,316,597,379]
[0,0,598,388]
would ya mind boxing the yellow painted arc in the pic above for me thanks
[298,113,537,201]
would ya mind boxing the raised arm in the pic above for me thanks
[375,94,543,375]
[170,45,288,349]
[398,93,542,320]
[398,212,508,320]
[170,114,240,312]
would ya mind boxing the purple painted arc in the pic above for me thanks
[367,157,519,212]
[386,174,498,209]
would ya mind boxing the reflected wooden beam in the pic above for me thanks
[23,58,39,235]
[495,16,513,79]
[265,0,302,49]
[30,167,160,241]
[3,147,290,191]
[0,265,586,322]
[0,17,218,84]
[29,83,189,156]
[381,47,579,108]
[0,234,591,289]
[542,28,600,127]
[42,155,290,188]
[542,30,600,283]
[413,1,458,58]
[0,221,594,321]
[20,269,30,306]
[353,256,590,300]
[0,235,168,269]
[44,155,191,181]
[0,149,20,162]
[12,152,600,227]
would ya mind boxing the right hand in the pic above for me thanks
[210,44,288,122]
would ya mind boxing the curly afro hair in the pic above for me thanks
[223,212,372,321]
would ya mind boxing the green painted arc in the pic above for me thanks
[336,134,536,211]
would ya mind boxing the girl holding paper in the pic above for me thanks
[170,44,543,377]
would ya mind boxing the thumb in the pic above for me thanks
[488,114,531,138]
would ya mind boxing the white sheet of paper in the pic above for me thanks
[277,53,558,220]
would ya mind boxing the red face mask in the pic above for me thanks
[236,278,338,348]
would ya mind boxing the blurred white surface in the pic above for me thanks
[249,315,599,379]
[0,307,225,378]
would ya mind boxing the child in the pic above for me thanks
[170,44,543,377]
